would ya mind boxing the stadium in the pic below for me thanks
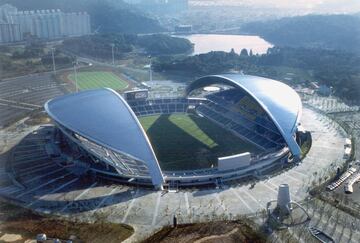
[45,74,305,190]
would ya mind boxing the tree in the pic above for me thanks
[240,48,249,57]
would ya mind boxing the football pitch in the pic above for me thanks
[139,113,260,171]
[67,71,128,91]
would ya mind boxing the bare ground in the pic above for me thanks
[142,220,266,243]
[0,201,134,243]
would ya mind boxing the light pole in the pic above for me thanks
[149,55,152,82]
[73,59,78,92]
[111,43,115,66]
[51,47,56,74]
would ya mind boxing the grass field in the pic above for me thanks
[67,71,128,91]
[139,113,259,171]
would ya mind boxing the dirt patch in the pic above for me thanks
[142,220,266,243]
[24,112,51,126]
[0,202,134,243]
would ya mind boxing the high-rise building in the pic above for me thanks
[0,23,22,43]
[0,4,17,22]
[0,4,91,43]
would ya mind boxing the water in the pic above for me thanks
[181,34,273,55]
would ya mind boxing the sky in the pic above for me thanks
[190,0,360,13]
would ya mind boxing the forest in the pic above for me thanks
[154,47,360,100]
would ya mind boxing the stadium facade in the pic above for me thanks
[45,74,304,190]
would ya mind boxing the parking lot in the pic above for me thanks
[0,73,68,128]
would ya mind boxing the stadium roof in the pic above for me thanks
[45,88,164,187]
[186,74,302,157]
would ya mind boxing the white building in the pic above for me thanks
[0,4,91,43]
[0,23,22,43]
[0,4,17,22]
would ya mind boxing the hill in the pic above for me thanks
[153,47,360,100]
[0,0,165,34]
[61,33,193,57]
[241,14,360,53]
[143,220,265,243]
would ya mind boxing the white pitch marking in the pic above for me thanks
[230,188,254,213]
[59,182,98,213]
[122,189,139,223]
[152,192,162,226]
[16,172,73,198]
[27,177,79,207]
[23,167,65,184]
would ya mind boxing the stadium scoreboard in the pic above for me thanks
[124,89,149,101]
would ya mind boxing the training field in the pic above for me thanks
[139,113,260,171]
[67,71,128,91]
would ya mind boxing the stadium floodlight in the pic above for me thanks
[72,59,78,92]
[51,47,56,75]
[149,55,152,82]
[111,43,115,66]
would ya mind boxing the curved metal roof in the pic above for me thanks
[45,88,164,187]
[186,74,302,157]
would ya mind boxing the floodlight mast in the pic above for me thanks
[73,58,78,92]
[51,47,56,74]
[149,55,152,82]
[111,43,115,66]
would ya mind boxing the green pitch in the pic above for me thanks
[139,113,260,171]
[68,71,128,91]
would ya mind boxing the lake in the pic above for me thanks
[180,34,273,55]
